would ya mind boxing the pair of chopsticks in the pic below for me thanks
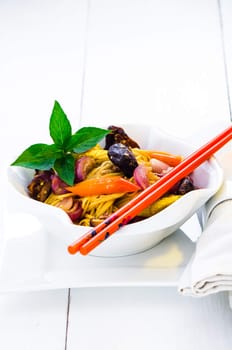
[68,125,232,256]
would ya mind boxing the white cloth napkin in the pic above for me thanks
[178,180,232,296]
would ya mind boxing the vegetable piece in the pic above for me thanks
[55,197,83,222]
[51,174,69,194]
[104,125,140,150]
[66,176,140,197]
[139,194,181,217]
[66,201,83,222]
[169,176,195,195]
[133,164,150,189]
[108,143,138,178]
[177,176,194,194]
[150,158,172,174]
[27,170,54,202]
[75,156,96,182]
[146,151,183,167]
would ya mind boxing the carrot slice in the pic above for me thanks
[66,176,140,197]
[147,151,183,167]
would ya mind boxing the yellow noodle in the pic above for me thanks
[79,214,94,226]
[45,192,74,206]
[115,192,139,209]
[79,193,125,219]
[87,160,121,179]
[132,148,151,163]
[80,197,91,216]
[82,145,109,164]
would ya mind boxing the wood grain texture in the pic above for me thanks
[81,0,230,135]
[67,287,232,350]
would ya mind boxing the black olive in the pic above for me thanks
[108,143,138,178]
[170,176,195,195]
[177,176,195,195]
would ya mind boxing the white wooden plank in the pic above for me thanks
[0,1,87,349]
[229,291,232,309]
[0,0,87,165]
[81,0,230,136]
[0,290,69,350]
[218,0,232,310]
[220,0,232,120]
[67,287,232,350]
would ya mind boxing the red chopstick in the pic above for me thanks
[68,125,232,256]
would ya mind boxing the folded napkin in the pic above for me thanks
[178,180,232,296]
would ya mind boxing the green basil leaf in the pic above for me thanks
[49,100,72,147]
[67,126,110,153]
[11,143,61,170]
[54,154,75,185]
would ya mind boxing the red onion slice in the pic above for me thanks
[75,156,96,182]
[51,175,69,195]
[133,164,149,189]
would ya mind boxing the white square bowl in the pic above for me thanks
[7,124,224,257]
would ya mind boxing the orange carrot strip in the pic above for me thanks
[148,151,183,167]
[66,176,140,197]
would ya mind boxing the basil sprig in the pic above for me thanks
[11,100,110,185]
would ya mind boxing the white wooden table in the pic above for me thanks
[1,1,232,349]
